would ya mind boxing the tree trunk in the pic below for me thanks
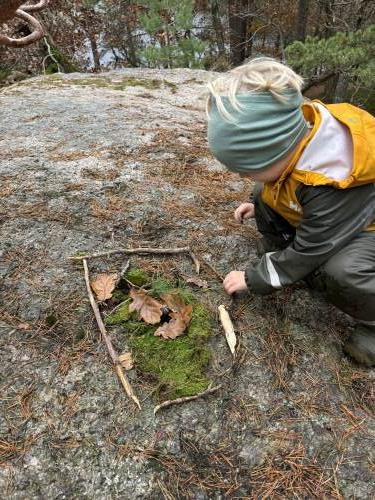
[124,17,137,67]
[228,0,248,66]
[211,0,225,56]
[88,33,101,71]
[296,0,309,41]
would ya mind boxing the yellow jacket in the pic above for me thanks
[245,101,375,295]
[261,101,375,229]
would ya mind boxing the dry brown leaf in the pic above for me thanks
[183,275,208,289]
[17,322,31,330]
[161,292,186,312]
[154,304,193,340]
[118,352,133,370]
[91,273,118,301]
[129,288,163,324]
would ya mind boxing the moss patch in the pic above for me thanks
[106,269,212,400]
[65,77,162,91]
[105,302,132,325]
[125,268,149,287]
[0,68,12,82]
[42,75,178,93]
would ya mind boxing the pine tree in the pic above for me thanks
[286,25,375,109]
[138,0,207,68]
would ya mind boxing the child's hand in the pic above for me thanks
[234,203,255,223]
[223,271,248,295]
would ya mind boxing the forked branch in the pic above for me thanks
[0,0,49,48]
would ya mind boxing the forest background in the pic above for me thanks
[0,0,374,111]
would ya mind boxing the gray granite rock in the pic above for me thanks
[0,69,373,499]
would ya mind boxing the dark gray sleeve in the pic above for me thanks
[245,183,375,295]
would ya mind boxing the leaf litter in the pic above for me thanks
[155,293,193,339]
[128,289,193,339]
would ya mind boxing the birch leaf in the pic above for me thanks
[154,304,193,340]
[129,288,163,324]
[91,273,118,301]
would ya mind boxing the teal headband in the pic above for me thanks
[207,91,308,173]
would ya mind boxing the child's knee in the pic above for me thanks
[323,254,354,290]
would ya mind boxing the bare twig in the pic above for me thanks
[70,246,191,260]
[120,259,130,278]
[70,246,201,274]
[189,250,200,274]
[154,384,222,415]
[42,36,62,74]
[82,258,141,409]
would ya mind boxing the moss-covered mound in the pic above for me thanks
[106,269,212,401]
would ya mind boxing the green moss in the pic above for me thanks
[125,268,150,287]
[46,74,63,81]
[105,302,133,325]
[111,290,128,303]
[129,323,211,399]
[149,276,195,304]
[0,68,12,82]
[187,304,211,341]
[69,77,109,87]
[111,77,162,90]
[106,270,212,400]
[64,77,162,91]
[163,80,178,93]
[149,276,175,297]
[74,328,86,341]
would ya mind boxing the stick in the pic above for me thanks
[120,259,130,278]
[189,250,200,274]
[218,304,237,357]
[71,246,191,260]
[82,258,141,409]
[70,246,200,274]
[153,384,222,415]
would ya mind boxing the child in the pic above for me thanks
[207,58,375,367]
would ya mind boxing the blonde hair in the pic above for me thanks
[206,57,304,121]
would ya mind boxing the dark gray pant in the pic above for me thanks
[253,186,375,324]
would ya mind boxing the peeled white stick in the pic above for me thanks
[218,304,237,357]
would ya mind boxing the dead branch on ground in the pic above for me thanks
[82,258,141,409]
[154,384,222,415]
[70,246,200,274]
